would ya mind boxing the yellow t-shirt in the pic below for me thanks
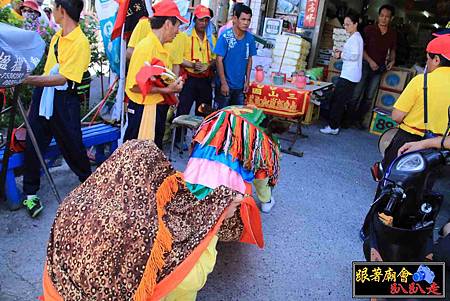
[43,26,90,83]
[128,17,185,65]
[126,30,171,105]
[127,17,150,48]
[183,29,216,74]
[165,32,187,66]
[394,67,450,136]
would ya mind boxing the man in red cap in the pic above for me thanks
[381,33,450,170]
[175,4,216,122]
[124,0,187,148]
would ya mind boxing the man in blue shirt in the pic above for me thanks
[214,4,256,108]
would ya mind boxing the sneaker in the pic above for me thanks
[23,196,44,218]
[320,126,339,135]
[261,197,275,213]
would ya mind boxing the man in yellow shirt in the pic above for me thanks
[123,0,186,148]
[176,5,216,118]
[21,0,91,217]
[126,16,186,76]
[382,33,450,169]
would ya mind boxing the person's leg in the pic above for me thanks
[348,61,370,124]
[176,77,195,117]
[230,89,245,106]
[214,84,231,109]
[22,88,53,217]
[174,77,197,144]
[23,87,53,196]
[123,101,144,142]
[155,104,170,150]
[50,91,91,183]
[254,177,275,213]
[161,235,219,301]
[381,129,422,171]
[356,70,382,127]
[194,77,213,116]
[328,78,356,129]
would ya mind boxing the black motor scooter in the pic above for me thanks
[362,108,450,262]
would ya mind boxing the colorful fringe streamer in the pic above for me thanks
[193,107,281,186]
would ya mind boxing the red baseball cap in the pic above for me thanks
[194,5,211,19]
[426,33,450,60]
[20,0,41,16]
[153,0,189,24]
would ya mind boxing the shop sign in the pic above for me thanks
[262,18,283,38]
[303,0,320,28]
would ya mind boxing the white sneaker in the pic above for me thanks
[261,197,275,213]
[320,126,339,135]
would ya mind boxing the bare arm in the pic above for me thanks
[246,57,252,83]
[216,56,227,86]
[129,77,184,95]
[23,74,67,87]
[126,47,134,61]
[387,49,396,70]
[216,56,229,96]
[399,136,450,155]
[172,64,180,77]
[363,50,375,64]
[244,56,252,93]
[391,108,407,124]
[181,59,195,69]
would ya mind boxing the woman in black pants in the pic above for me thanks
[320,12,363,135]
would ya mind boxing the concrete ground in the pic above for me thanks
[1,121,449,301]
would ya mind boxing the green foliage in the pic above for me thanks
[80,14,107,77]
[0,6,23,28]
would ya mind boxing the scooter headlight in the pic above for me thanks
[395,153,425,172]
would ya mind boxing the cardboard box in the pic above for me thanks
[326,70,341,85]
[369,108,398,136]
[379,69,410,92]
[328,56,343,73]
[375,89,401,111]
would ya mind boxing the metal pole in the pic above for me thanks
[16,95,62,204]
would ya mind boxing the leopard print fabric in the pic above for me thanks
[158,186,239,282]
[217,208,244,242]
[46,140,241,300]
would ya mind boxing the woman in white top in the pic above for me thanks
[320,12,363,135]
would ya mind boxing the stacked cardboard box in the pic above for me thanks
[317,19,342,66]
[317,48,332,66]
[332,28,350,52]
[369,67,417,134]
[270,33,311,75]
[320,20,339,50]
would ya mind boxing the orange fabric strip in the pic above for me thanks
[149,211,228,301]
[239,196,265,248]
[134,172,183,301]
[42,263,64,301]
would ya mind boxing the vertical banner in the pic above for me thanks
[303,0,320,28]
[95,0,121,74]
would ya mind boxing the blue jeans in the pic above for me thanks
[214,85,245,109]
[348,60,382,123]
